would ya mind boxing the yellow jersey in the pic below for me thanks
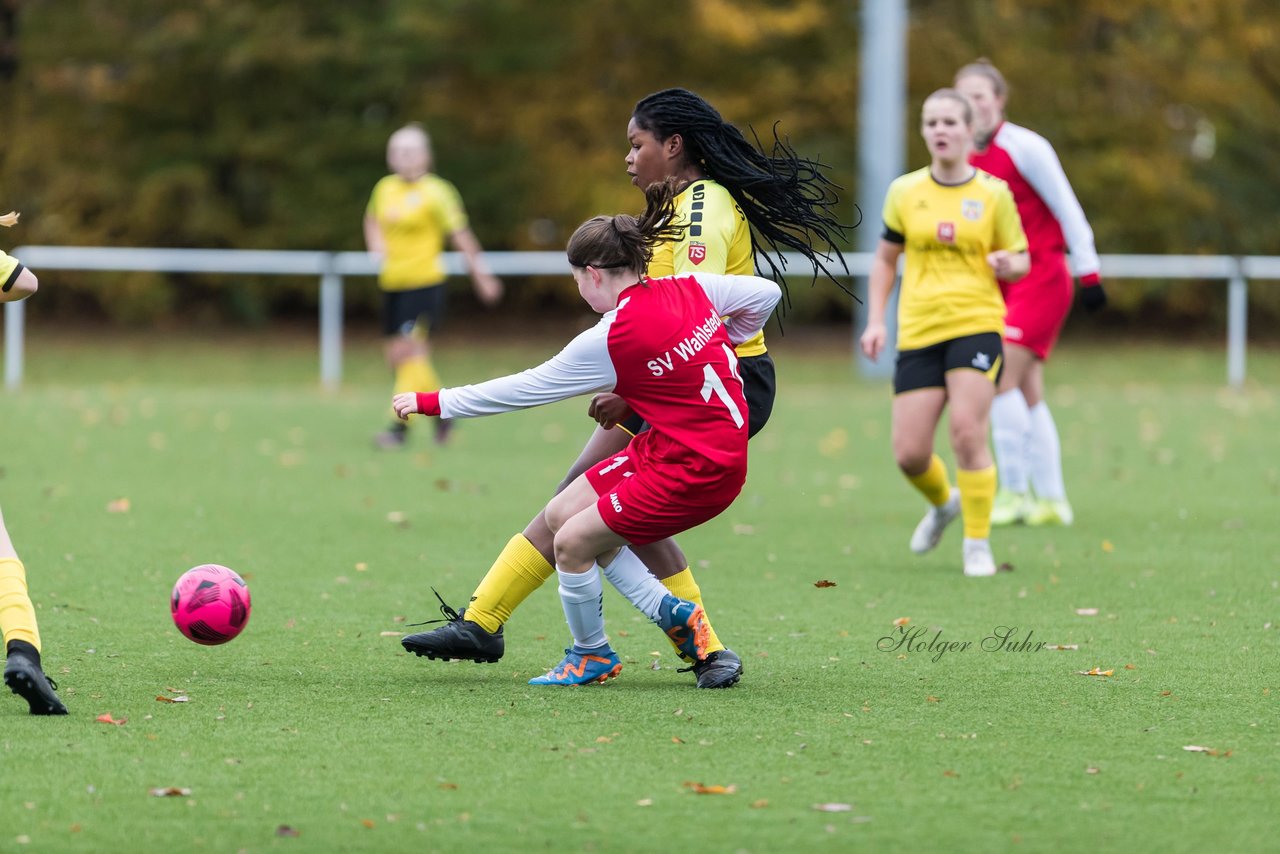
[0,250,21,291]
[646,179,765,357]
[367,173,469,291]
[882,167,1027,350]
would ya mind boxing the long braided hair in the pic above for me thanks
[631,88,855,299]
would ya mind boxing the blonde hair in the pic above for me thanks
[923,88,974,126]
[388,123,434,173]
[954,58,1008,98]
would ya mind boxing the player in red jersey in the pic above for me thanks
[393,180,781,685]
[956,60,1106,528]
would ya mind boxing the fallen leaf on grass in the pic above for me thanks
[813,579,837,588]
[386,511,408,527]
[997,562,1015,572]
[438,783,458,790]
[750,799,770,809]
[275,825,300,837]
[1046,644,1079,651]
[893,617,910,627]
[149,787,191,797]
[636,798,653,807]
[1101,540,1115,553]
[379,632,402,638]
[1075,608,1099,616]
[1124,664,1136,670]
[360,819,376,829]
[1077,668,1114,677]
[96,713,126,725]
[155,695,189,703]
[1183,745,1232,756]
[683,782,736,795]
[671,737,685,744]
[1086,767,1101,775]
[926,696,940,703]
[106,498,131,514]
[942,770,959,778]
[813,803,854,812]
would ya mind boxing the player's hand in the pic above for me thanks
[1079,274,1107,313]
[474,274,503,307]
[588,393,632,430]
[392,393,419,420]
[986,250,1018,279]
[860,321,887,362]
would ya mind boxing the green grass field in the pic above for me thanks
[1,327,1277,853]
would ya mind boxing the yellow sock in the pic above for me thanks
[661,568,725,657]
[465,534,555,633]
[0,558,41,651]
[392,357,442,425]
[906,454,953,507]
[957,465,997,539]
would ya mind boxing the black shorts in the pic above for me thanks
[893,332,1003,394]
[619,351,777,439]
[381,285,447,337]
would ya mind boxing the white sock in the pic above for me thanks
[556,567,608,650]
[1027,401,1066,501]
[600,547,667,622]
[990,389,1031,493]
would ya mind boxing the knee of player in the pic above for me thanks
[948,416,988,454]
[552,532,591,573]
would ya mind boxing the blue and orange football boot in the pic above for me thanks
[655,595,710,663]
[528,646,623,686]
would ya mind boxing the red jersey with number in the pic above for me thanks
[436,272,780,470]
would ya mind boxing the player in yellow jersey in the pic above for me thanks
[860,90,1028,578]
[401,89,850,688]
[0,214,67,715]
[365,124,503,448]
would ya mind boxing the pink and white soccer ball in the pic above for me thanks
[171,564,252,645]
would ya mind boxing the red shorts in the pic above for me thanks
[584,431,746,546]
[1001,252,1073,360]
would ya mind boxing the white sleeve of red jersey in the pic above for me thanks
[999,122,1101,278]
[438,318,617,418]
[688,273,782,345]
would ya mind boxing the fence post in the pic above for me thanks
[1226,259,1247,389]
[319,257,343,390]
[3,300,24,390]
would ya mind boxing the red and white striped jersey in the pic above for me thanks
[437,273,781,468]
[969,121,1100,278]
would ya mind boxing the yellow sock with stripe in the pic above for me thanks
[660,568,725,657]
[0,558,41,651]
[906,454,953,507]
[957,465,997,539]
[464,534,555,633]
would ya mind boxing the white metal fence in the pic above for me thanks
[3,246,1275,389]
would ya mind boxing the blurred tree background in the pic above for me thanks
[1,0,1277,332]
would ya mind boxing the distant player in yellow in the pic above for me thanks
[364,123,503,448]
[1,212,67,715]
[860,90,1029,578]
[400,88,850,688]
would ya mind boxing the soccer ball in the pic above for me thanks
[171,564,252,645]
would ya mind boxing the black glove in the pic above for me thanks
[1079,274,1107,313]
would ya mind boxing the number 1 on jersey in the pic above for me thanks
[700,343,745,428]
